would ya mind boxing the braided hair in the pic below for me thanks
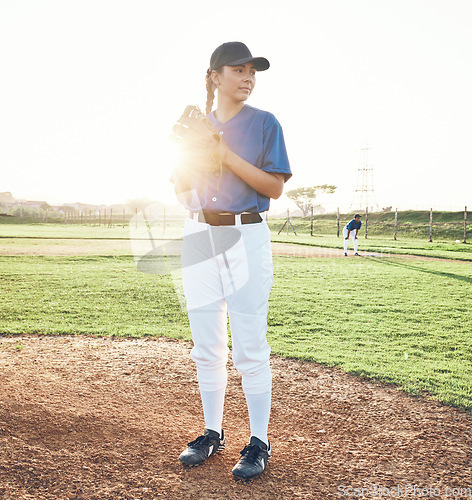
[205,67,222,115]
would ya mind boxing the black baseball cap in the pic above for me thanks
[354,214,362,218]
[209,42,270,72]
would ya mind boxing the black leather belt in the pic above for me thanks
[189,211,262,226]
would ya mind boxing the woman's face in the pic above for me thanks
[213,63,257,103]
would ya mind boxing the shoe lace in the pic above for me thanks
[187,434,210,448]
[239,444,262,463]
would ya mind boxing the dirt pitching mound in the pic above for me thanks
[1,335,471,499]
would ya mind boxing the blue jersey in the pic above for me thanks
[180,105,291,213]
[346,219,362,231]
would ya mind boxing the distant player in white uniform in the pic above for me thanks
[343,214,362,256]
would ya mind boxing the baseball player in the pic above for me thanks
[343,214,362,256]
[171,41,291,479]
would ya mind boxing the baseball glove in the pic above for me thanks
[172,105,226,176]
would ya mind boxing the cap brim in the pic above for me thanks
[227,56,270,71]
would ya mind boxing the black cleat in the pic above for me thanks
[179,428,225,466]
[232,436,271,479]
[344,252,348,256]
[354,252,360,256]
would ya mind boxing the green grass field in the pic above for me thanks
[1,221,471,412]
[268,255,472,410]
[2,214,471,260]
[272,233,472,261]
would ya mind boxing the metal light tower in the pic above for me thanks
[349,144,380,212]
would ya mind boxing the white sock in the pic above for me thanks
[244,391,271,446]
[354,238,358,253]
[200,388,225,436]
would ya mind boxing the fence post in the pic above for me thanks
[277,208,296,235]
[310,206,314,236]
[394,208,398,240]
[365,207,368,239]
[122,208,125,229]
[337,208,340,237]
[429,208,433,242]
[464,206,468,244]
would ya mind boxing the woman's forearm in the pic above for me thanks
[224,149,285,199]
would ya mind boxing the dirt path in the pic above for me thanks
[1,335,471,499]
[1,238,467,263]
[271,242,471,263]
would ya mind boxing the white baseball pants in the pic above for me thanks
[343,227,359,253]
[181,216,273,395]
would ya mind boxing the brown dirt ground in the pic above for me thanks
[1,238,466,263]
[1,335,471,500]
[271,243,468,262]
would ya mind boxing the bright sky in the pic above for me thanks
[1,0,471,213]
